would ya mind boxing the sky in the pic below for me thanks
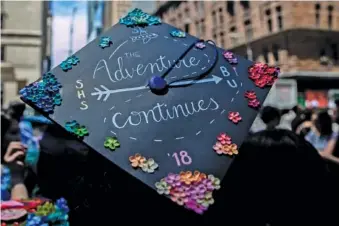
[50,1,156,67]
[51,1,88,67]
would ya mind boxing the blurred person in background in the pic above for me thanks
[305,111,337,154]
[260,106,281,130]
[296,110,317,138]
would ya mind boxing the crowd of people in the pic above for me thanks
[1,100,339,225]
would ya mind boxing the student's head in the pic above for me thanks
[260,106,281,129]
[314,110,333,137]
[222,129,337,224]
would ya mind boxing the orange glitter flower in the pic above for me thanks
[129,153,146,168]
[223,143,239,156]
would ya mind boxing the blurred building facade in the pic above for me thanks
[103,0,131,30]
[155,1,339,74]
[155,1,339,111]
[1,0,50,107]
[87,0,105,42]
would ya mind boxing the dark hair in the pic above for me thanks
[221,129,338,224]
[260,106,281,124]
[314,110,333,137]
[335,99,339,107]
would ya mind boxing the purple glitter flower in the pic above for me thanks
[195,42,206,49]
[223,50,238,65]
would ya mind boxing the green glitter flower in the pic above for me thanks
[208,174,221,190]
[74,126,89,137]
[35,202,56,216]
[104,137,120,151]
[140,158,159,173]
[155,179,171,195]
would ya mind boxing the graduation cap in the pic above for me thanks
[20,9,279,215]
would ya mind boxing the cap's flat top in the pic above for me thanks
[21,22,272,191]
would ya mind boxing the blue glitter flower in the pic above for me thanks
[119,8,161,27]
[64,120,89,138]
[170,30,186,38]
[26,213,45,226]
[56,198,70,213]
[1,166,11,191]
[99,36,112,48]
[60,55,79,71]
[19,72,63,113]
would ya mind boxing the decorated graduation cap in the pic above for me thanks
[20,9,279,214]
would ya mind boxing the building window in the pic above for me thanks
[185,8,189,18]
[265,9,272,32]
[240,0,250,10]
[17,80,27,94]
[201,19,206,34]
[227,1,235,16]
[315,3,321,27]
[195,21,200,36]
[332,44,338,61]
[328,5,333,29]
[170,18,176,25]
[230,26,237,45]
[1,46,5,61]
[185,24,190,33]
[178,13,182,21]
[219,8,223,24]
[276,6,283,30]
[212,11,217,25]
[1,13,4,29]
[273,45,279,63]
[244,20,253,41]
[220,32,225,47]
[263,47,269,63]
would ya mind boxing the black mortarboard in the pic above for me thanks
[20,9,279,215]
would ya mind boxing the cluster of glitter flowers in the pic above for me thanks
[223,50,238,65]
[228,111,242,124]
[26,198,69,226]
[155,171,220,214]
[213,133,238,156]
[64,120,89,138]
[19,72,62,113]
[60,55,80,72]
[99,36,112,49]
[170,29,186,38]
[248,63,280,88]
[1,166,11,192]
[104,136,120,151]
[119,8,161,27]
[129,153,159,173]
[244,90,261,109]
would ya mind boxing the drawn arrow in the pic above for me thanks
[170,75,222,86]
[91,75,222,102]
[91,85,148,101]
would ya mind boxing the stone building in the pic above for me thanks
[1,1,49,107]
[154,1,339,74]
[103,0,132,30]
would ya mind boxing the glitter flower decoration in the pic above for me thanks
[217,133,232,145]
[213,133,239,156]
[129,153,146,168]
[119,8,161,27]
[195,42,206,49]
[170,30,186,38]
[228,111,242,124]
[244,90,257,100]
[60,55,80,72]
[26,214,44,226]
[155,171,220,214]
[155,179,171,195]
[19,72,62,113]
[129,154,159,174]
[35,202,55,216]
[99,36,112,48]
[248,99,261,108]
[104,136,120,151]
[64,120,89,138]
[1,166,11,191]
[223,50,238,65]
[248,63,279,88]
[140,158,159,173]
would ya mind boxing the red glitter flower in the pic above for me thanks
[244,91,257,100]
[228,112,242,124]
[217,133,232,145]
[248,99,261,108]
[248,63,279,88]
